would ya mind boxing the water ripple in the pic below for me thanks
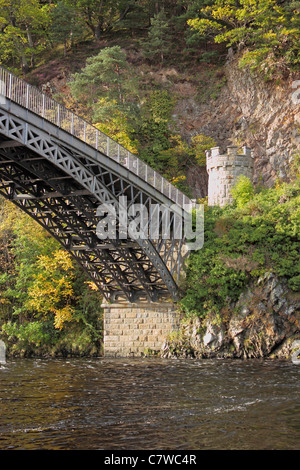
[0,358,299,450]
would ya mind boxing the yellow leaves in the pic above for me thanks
[94,98,138,154]
[0,199,20,234]
[187,18,223,35]
[191,134,217,166]
[37,248,74,273]
[96,120,138,154]
[0,16,8,28]
[187,0,299,76]
[26,249,76,330]
[171,175,186,185]
[212,6,236,22]
[53,305,75,331]
[86,281,99,291]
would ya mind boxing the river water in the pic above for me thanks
[0,357,299,450]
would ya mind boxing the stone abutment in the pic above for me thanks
[102,298,180,357]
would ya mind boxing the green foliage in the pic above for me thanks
[69,45,139,150]
[68,0,134,40]
[5,209,59,320]
[141,9,172,65]
[132,87,214,195]
[181,0,219,50]
[1,313,102,357]
[69,44,216,195]
[156,135,192,194]
[0,0,298,79]
[94,98,138,153]
[69,46,138,110]
[155,133,216,195]
[1,320,53,356]
[187,0,300,77]
[50,1,84,56]
[0,200,102,356]
[191,134,217,166]
[231,175,254,208]
[181,178,300,318]
[133,90,176,168]
[0,0,51,71]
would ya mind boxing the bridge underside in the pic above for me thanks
[0,105,186,302]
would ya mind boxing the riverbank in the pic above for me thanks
[167,175,300,361]
[161,272,300,361]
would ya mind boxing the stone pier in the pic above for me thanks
[102,298,179,357]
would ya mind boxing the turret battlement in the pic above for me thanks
[206,146,254,206]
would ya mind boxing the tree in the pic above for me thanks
[142,9,172,64]
[50,1,84,56]
[190,133,216,166]
[155,133,216,195]
[187,0,300,77]
[94,98,138,153]
[133,90,175,168]
[0,0,51,72]
[70,0,135,40]
[69,45,139,150]
[0,194,103,355]
[69,46,138,112]
[7,207,60,322]
[0,199,19,319]
[231,175,254,208]
[26,249,76,330]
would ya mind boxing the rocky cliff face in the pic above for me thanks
[224,57,300,186]
[162,272,300,361]
[175,54,300,194]
[162,273,300,360]
[163,59,300,361]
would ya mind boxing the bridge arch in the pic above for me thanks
[0,68,192,303]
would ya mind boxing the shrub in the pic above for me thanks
[180,178,300,318]
[231,176,254,208]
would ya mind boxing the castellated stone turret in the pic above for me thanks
[206,146,254,207]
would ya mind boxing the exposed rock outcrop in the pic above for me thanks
[174,54,300,195]
[162,273,300,360]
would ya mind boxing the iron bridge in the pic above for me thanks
[0,67,193,302]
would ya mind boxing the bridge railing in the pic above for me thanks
[0,67,192,209]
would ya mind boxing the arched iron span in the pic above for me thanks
[0,67,193,302]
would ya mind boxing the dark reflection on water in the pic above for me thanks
[0,358,299,450]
